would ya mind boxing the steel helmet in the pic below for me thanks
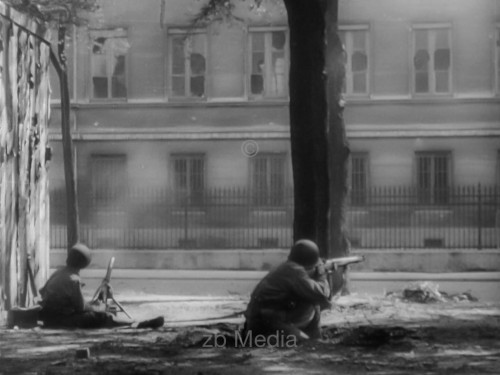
[288,239,320,268]
[66,243,92,269]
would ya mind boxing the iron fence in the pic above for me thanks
[50,185,500,249]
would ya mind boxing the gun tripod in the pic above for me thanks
[90,257,133,319]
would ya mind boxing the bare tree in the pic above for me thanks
[6,0,98,254]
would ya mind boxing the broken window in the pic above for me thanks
[413,25,451,95]
[249,28,289,99]
[340,26,370,96]
[90,29,129,100]
[168,30,207,99]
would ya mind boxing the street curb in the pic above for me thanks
[75,269,500,282]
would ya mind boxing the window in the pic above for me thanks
[495,24,500,94]
[416,152,451,204]
[171,154,205,205]
[250,153,286,206]
[90,29,129,100]
[248,28,289,99]
[90,154,127,207]
[168,30,207,99]
[350,153,369,205]
[412,24,452,95]
[339,25,370,96]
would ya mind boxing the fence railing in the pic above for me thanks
[50,185,500,249]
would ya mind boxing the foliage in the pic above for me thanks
[192,0,238,25]
[191,0,271,26]
[4,0,98,26]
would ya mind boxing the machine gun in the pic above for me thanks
[323,255,365,271]
[90,257,133,319]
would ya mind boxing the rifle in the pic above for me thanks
[323,255,364,271]
[90,257,133,319]
[321,255,364,298]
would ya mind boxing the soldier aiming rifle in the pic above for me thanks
[243,239,365,342]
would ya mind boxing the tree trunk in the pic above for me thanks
[325,1,350,258]
[325,1,351,293]
[284,0,349,261]
[284,0,329,256]
[49,25,79,252]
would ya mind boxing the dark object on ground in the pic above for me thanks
[7,306,41,328]
[322,325,417,348]
[137,316,165,329]
[75,348,90,359]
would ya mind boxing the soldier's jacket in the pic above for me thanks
[39,267,86,316]
[244,260,331,323]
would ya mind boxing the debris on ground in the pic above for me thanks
[0,288,499,374]
[385,281,478,303]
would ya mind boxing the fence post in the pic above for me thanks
[477,184,482,250]
[183,191,189,248]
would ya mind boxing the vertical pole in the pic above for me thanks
[50,26,79,253]
[183,190,189,248]
[478,183,482,250]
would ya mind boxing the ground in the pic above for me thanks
[1,288,499,375]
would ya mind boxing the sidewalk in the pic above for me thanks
[75,269,500,303]
[51,247,500,272]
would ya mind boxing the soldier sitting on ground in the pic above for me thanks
[39,243,164,329]
[243,239,331,342]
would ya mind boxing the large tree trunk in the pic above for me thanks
[0,4,51,316]
[284,0,349,261]
[284,0,328,254]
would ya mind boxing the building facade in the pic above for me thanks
[48,0,500,250]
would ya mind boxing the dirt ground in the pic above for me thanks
[1,289,499,375]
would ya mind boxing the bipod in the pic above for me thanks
[90,257,133,319]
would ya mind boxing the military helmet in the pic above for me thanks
[66,243,92,269]
[288,239,320,268]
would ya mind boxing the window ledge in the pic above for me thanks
[346,95,500,106]
[50,99,290,109]
[49,94,500,109]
